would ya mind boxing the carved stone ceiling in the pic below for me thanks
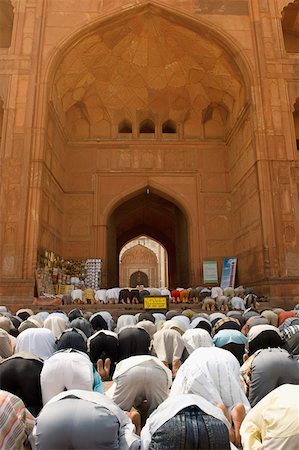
[52,9,245,138]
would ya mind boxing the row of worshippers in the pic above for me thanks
[0,304,298,449]
[69,284,256,308]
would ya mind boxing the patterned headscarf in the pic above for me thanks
[0,390,35,450]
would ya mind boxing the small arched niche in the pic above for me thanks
[0,0,14,48]
[139,119,155,134]
[118,119,132,134]
[162,120,177,134]
[293,98,299,150]
[202,103,229,139]
[281,0,299,53]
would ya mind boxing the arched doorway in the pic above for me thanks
[129,271,149,288]
[107,190,189,289]
[25,2,257,300]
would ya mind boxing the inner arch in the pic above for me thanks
[119,236,168,288]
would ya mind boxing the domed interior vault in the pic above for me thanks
[51,6,246,140]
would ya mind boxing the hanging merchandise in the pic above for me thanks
[36,248,102,295]
[84,259,102,289]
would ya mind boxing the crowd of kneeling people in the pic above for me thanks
[68,284,259,309]
[0,299,298,449]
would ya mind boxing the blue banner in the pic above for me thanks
[220,257,237,288]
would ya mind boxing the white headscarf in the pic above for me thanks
[16,328,57,360]
[152,313,166,324]
[152,328,185,364]
[35,312,50,324]
[30,314,45,326]
[162,320,186,335]
[48,312,69,323]
[182,329,214,354]
[0,329,15,358]
[171,315,190,331]
[170,347,250,413]
[44,316,69,339]
[115,315,137,333]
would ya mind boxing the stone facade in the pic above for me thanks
[0,0,299,304]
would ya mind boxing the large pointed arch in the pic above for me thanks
[106,189,189,288]
[23,0,255,295]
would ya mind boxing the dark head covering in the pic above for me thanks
[129,289,140,301]
[243,308,260,322]
[246,316,269,330]
[118,327,150,362]
[138,312,155,324]
[10,316,22,330]
[191,317,212,334]
[209,313,226,329]
[68,309,83,322]
[57,328,87,353]
[89,331,118,376]
[90,314,108,332]
[248,325,283,356]
[281,325,299,355]
[16,311,31,321]
[212,317,241,336]
[70,317,93,338]
[149,405,230,450]
[118,289,130,302]
[140,290,150,302]
[227,312,246,328]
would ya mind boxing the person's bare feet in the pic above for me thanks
[127,408,141,435]
[172,359,181,377]
[217,403,235,443]
[217,402,246,446]
[231,403,246,447]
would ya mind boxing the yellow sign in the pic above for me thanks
[144,296,168,310]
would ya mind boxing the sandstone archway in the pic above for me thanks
[107,190,188,288]
[32,3,258,296]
